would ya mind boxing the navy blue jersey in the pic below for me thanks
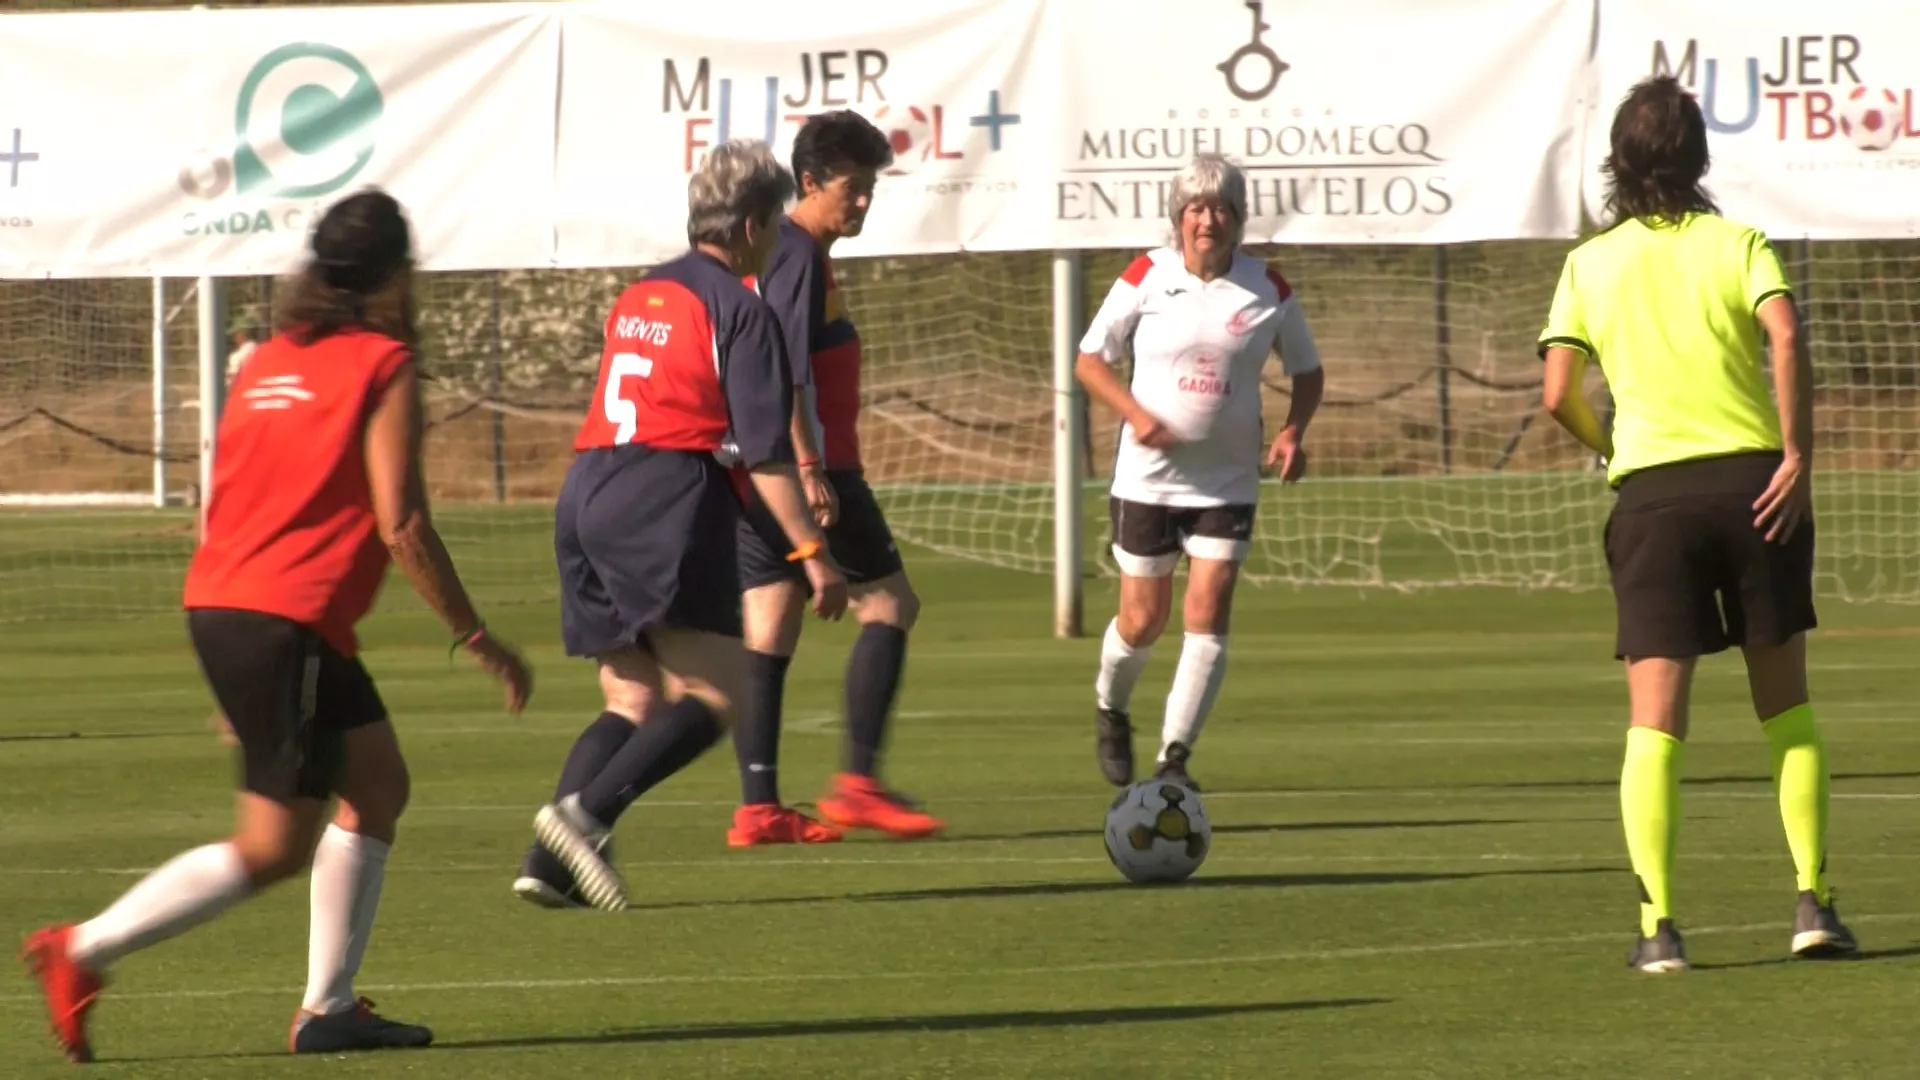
[575,250,794,469]
[745,218,864,467]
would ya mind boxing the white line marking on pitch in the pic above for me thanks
[1,913,1914,1006]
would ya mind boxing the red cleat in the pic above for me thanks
[727,804,844,847]
[21,925,102,1064]
[816,773,945,839]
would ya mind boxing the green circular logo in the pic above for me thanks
[232,43,382,198]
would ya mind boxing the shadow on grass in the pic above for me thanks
[1498,769,1920,790]
[938,818,1540,844]
[1693,943,1920,972]
[0,730,188,743]
[841,866,1614,904]
[621,865,1617,913]
[431,997,1389,1053]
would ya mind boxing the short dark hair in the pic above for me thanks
[277,188,417,349]
[790,110,895,188]
[1601,76,1719,227]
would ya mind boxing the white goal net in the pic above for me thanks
[3,239,1918,623]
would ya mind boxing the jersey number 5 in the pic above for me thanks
[602,352,655,445]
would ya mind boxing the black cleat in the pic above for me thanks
[1153,741,1200,792]
[1096,707,1135,787]
[290,998,432,1054]
[1791,889,1858,959]
[1627,918,1689,973]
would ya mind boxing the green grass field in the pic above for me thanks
[6,532,1920,1078]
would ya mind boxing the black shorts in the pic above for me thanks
[1109,497,1255,577]
[1605,452,1817,659]
[737,467,905,591]
[187,608,387,802]
[555,446,743,656]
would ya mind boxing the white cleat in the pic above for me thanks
[533,796,629,912]
[511,876,582,909]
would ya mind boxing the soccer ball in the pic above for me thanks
[1104,779,1211,884]
[868,104,932,175]
[1838,86,1903,152]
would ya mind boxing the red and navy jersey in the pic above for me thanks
[746,218,864,468]
[574,250,795,470]
[183,329,412,658]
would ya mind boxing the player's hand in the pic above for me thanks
[1130,409,1179,450]
[801,465,839,528]
[1753,452,1811,544]
[466,632,534,715]
[1265,425,1309,483]
[803,555,849,621]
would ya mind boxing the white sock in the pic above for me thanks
[69,843,251,971]
[1095,618,1154,713]
[303,824,391,1016]
[1161,633,1227,761]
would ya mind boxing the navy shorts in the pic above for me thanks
[737,467,904,591]
[555,446,743,656]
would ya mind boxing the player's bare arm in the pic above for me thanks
[365,360,532,712]
[1753,293,1812,542]
[791,388,838,526]
[1075,350,1177,448]
[1266,366,1324,482]
[1541,345,1613,461]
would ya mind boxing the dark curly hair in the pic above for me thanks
[1601,76,1719,228]
[276,188,417,349]
[790,110,895,189]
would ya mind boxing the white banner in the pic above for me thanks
[1044,0,1592,246]
[0,5,558,278]
[1590,0,1920,238]
[552,0,1048,266]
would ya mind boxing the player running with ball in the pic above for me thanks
[21,190,534,1062]
[1077,153,1325,790]
[1540,76,1854,972]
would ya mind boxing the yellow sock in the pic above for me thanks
[1620,726,1682,938]
[1763,703,1829,902]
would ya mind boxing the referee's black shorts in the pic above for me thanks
[1604,451,1816,660]
[187,608,389,802]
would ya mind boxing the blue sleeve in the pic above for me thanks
[755,236,821,390]
[722,297,796,469]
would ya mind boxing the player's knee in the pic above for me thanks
[743,581,807,655]
[857,576,920,631]
[1116,601,1169,647]
[598,659,659,722]
[684,685,737,729]
[231,823,317,886]
[334,765,410,842]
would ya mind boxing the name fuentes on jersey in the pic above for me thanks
[614,316,673,346]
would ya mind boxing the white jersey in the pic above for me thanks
[1081,247,1322,507]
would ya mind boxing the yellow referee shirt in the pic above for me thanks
[1538,213,1793,486]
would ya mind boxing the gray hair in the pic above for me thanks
[687,140,796,247]
[1167,153,1248,249]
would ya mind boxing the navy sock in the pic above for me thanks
[578,698,724,826]
[844,624,908,778]
[522,712,634,881]
[735,651,790,806]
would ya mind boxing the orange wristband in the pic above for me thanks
[787,540,822,562]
